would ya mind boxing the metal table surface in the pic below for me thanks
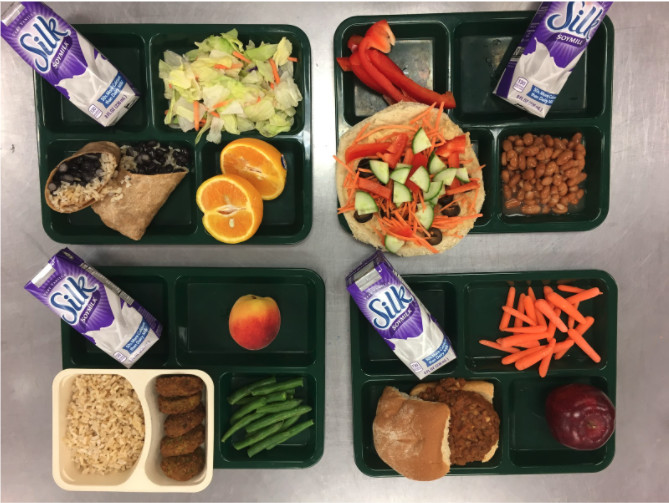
[1,2,667,501]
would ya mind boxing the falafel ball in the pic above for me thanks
[161,424,205,457]
[164,403,205,438]
[156,375,204,397]
[161,447,205,481]
[158,392,201,415]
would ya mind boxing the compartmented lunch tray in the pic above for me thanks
[35,24,312,244]
[60,266,325,469]
[334,12,614,233]
[350,269,617,475]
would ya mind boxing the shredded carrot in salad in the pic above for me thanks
[335,103,484,253]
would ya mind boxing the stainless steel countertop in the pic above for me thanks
[2,2,668,501]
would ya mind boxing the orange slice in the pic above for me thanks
[220,138,287,200]
[196,174,263,244]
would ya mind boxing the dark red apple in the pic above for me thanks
[545,383,615,450]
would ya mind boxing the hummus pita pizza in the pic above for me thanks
[336,102,484,256]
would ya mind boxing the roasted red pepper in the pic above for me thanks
[358,176,392,200]
[380,133,408,168]
[349,51,386,95]
[336,56,352,72]
[368,50,456,109]
[345,141,392,163]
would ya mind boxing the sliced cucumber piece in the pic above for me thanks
[369,160,390,184]
[354,191,378,215]
[455,167,470,183]
[389,167,410,184]
[428,152,447,175]
[412,127,431,153]
[408,166,430,192]
[423,180,444,201]
[395,162,413,170]
[434,168,457,186]
[415,203,434,229]
[385,234,405,254]
[393,182,413,206]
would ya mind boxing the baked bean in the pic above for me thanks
[544,135,554,147]
[564,168,578,179]
[525,190,536,200]
[507,150,517,161]
[541,176,553,186]
[568,185,578,193]
[545,162,557,176]
[569,193,579,204]
[523,146,540,157]
[501,170,510,183]
[542,206,551,214]
[541,186,550,199]
[535,163,546,177]
[575,143,586,154]
[510,174,521,187]
[577,189,585,199]
[535,179,544,191]
[503,185,512,200]
[501,151,507,166]
[505,198,521,209]
[550,194,559,205]
[518,190,525,201]
[514,145,525,155]
[553,174,563,185]
[554,204,568,214]
[522,169,535,180]
[533,137,544,147]
[514,138,524,147]
[508,135,519,142]
[551,148,563,160]
[567,172,587,186]
[559,196,570,206]
[523,133,534,146]
[550,186,558,195]
[557,150,573,166]
[509,156,518,168]
[519,155,527,170]
[571,132,583,144]
[541,195,550,205]
[574,158,585,170]
[503,139,513,152]
[558,183,568,196]
[522,204,541,215]
[527,156,537,168]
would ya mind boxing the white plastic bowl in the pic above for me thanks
[52,368,213,492]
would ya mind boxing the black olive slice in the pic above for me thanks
[426,227,443,245]
[442,203,461,217]
[353,211,374,223]
[438,193,454,206]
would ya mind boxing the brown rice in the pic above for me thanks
[65,374,145,475]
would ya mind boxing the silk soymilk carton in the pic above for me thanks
[494,1,612,118]
[346,251,456,379]
[25,248,162,367]
[1,2,139,126]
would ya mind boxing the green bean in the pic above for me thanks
[245,405,311,434]
[236,391,287,406]
[232,421,284,451]
[230,397,267,424]
[250,377,303,397]
[266,415,301,450]
[227,376,276,405]
[256,399,302,414]
[221,411,265,442]
[247,420,315,458]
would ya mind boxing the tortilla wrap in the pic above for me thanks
[92,167,187,241]
[45,141,120,213]
[336,102,485,256]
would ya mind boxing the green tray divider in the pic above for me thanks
[334,13,613,235]
[35,24,312,245]
[60,265,325,470]
[349,268,617,476]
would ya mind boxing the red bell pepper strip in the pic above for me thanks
[347,34,364,53]
[336,57,352,72]
[357,37,405,103]
[403,147,414,165]
[358,176,392,200]
[380,133,408,168]
[447,152,460,169]
[368,49,456,109]
[349,51,387,95]
[411,153,429,171]
[436,134,467,157]
[364,20,395,53]
[345,142,392,163]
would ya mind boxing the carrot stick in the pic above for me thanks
[527,286,537,302]
[547,292,587,324]
[568,328,600,363]
[574,315,595,335]
[557,285,585,294]
[501,325,548,334]
[214,63,230,70]
[444,180,479,195]
[193,101,200,131]
[498,338,541,349]
[288,56,298,62]
[543,306,561,340]
[538,339,556,377]
[233,50,251,63]
[499,287,516,330]
[534,305,547,327]
[566,287,603,305]
[543,286,554,298]
[535,299,568,333]
[567,301,580,330]
[502,305,535,326]
[554,339,575,360]
[270,58,281,83]
[516,343,553,371]
[209,111,220,118]
[514,293,526,328]
[212,100,230,109]
[501,345,544,365]
[498,333,547,347]
[524,294,538,325]
[479,340,520,353]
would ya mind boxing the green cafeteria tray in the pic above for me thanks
[60,266,325,469]
[34,24,312,245]
[350,268,617,476]
[334,12,613,233]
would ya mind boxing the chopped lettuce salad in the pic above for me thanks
[159,30,302,143]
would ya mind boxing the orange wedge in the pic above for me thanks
[196,174,263,244]
[220,138,287,200]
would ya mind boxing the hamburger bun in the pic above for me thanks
[373,386,451,481]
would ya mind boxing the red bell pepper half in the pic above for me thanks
[380,133,408,168]
[358,176,392,200]
[368,50,456,109]
[345,141,392,163]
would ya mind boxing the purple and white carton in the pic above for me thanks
[1,2,139,126]
[346,251,456,379]
[25,248,162,368]
[494,1,612,118]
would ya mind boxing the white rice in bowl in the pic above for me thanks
[65,374,145,475]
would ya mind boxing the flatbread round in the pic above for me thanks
[336,102,484,256]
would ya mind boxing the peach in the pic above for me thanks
[228,294,281,350]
